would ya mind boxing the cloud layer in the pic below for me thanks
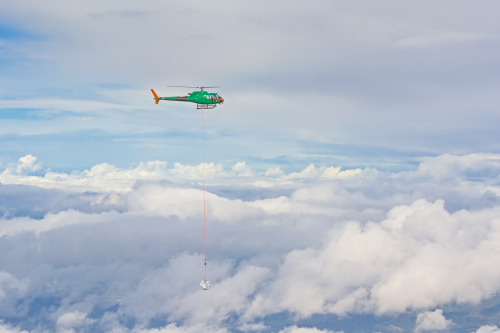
[0,153,499,332]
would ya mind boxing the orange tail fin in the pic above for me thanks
[151,89,160,104]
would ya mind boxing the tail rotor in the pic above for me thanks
[151,89,160,104]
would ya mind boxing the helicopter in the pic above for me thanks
[151,86,224,109]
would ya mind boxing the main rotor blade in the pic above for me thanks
[166,85,199,88]
[166,85,221,91]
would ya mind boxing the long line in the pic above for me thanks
[202,109,207,282]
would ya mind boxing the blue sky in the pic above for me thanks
[0,0,498,171]
[1,1,500,332]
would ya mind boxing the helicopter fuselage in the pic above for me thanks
[151,89,224,109]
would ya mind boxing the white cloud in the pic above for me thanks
[131,323,229,333]
[416,153,500,182]
[475,326,500,333]
[244,198,500,319]
[0,98,124,114]
[321,166,363,180]
[16,154,41,174]
[286,164,365,181]
[0,210,121,237]
[56,311,95,333]
[0,153,499,331]
[265,166,285,178]
[0,272,29,317]
[0,155,42,179]
[0,155,376,194]
[414,309,452,332]
[278,325,342,333]
[171,265,270,325]
[0,321,29,333]
[231,162,254,177]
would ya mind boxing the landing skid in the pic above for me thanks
[197,104,217,109]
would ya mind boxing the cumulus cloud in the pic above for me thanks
[242,198,500,319]
[15,154,41,174]
[0,153,499,331]
[414,309,452,332]
[475,326,500,333]
[0,155,378,195]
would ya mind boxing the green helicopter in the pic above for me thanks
[151,86,224,109]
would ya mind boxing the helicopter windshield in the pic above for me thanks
[210,93,223,104]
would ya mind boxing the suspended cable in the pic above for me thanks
[200,109,211,290]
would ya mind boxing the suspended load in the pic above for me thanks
[200,280,212,290]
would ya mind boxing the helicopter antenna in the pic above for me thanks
[166,85,220,91]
